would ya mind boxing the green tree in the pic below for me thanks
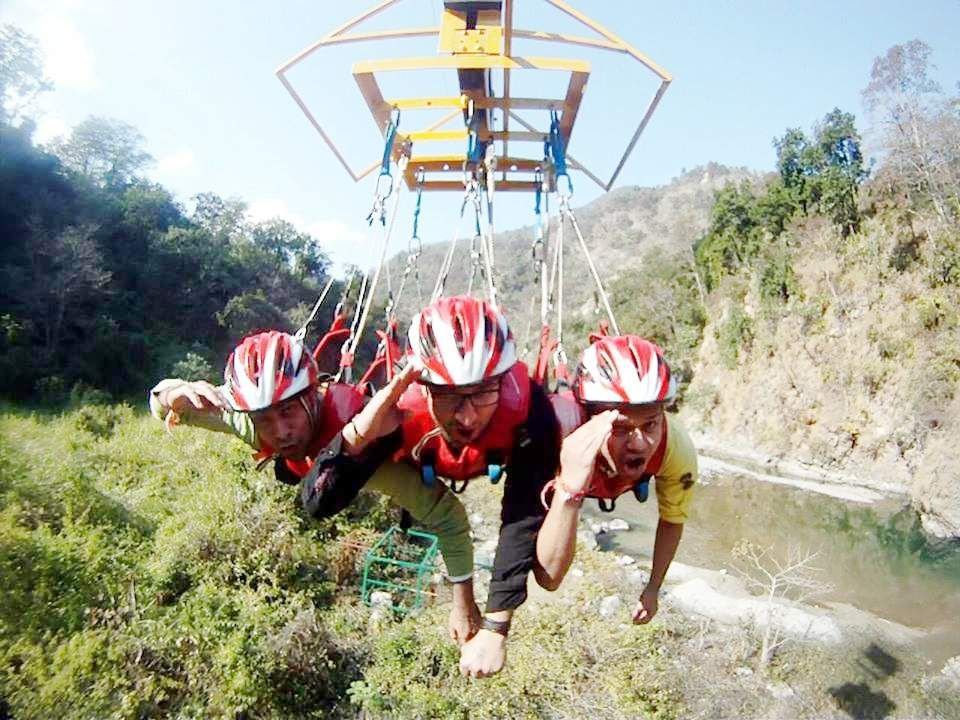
[0,24,51,126]
[810,109,867,235]
[774,127,809,205]
[772,109,867,235]
[50,116,153,188]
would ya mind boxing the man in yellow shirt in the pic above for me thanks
[536,334,697,624]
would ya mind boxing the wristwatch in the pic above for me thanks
[480,616,511,637]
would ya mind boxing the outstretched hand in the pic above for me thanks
[558,410,621,494]
[632,585,659,624]
[162,380,227,414]
[343,363,420,454]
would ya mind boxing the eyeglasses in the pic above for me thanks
[428,383,501,413]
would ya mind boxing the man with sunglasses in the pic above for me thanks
[536,334,698,626]
[340,295,566,678]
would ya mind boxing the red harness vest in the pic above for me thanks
[547,390,667,510]
[395,362,532,491]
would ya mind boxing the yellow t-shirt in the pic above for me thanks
[653,415,698,524]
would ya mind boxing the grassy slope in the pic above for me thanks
[2,406,956,719]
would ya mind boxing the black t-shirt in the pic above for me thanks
[297,382,561,613]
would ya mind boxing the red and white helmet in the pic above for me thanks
[574,335,676,405]
[224,331,319,411]
[408,296,517,385]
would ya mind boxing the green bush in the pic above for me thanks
[717,306,753,369]
[74,404,131,438]
[758,242,800,308]
[69,381,112,407]
[171,351,217,383]
[34,375,67,404]
[0,407,370,718]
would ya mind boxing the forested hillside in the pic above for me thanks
[0,26,365,404]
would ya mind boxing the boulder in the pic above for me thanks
[669,578,843,644]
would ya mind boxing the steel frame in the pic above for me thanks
[276,0,671,192]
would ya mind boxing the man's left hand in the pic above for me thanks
[631,585,659,624]
[458,630,507,678]
[448,599,481,646]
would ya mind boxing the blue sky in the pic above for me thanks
[3,0,958,272]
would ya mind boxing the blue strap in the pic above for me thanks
[533,179,543,239]
[411,168,424,242]
[380,108,400,177]
[547,110,573,196]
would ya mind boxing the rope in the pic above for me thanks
[333,272,355,319]
[480,146,498,306]
[560,196,621,336]
[522,170,549,357]
[390,168,425,319]
[294,275,337,343]
[346,155,408,363]
[431,181,473,301]
[467,197,483,296]
[554,207,565,353]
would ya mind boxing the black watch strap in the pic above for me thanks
[481,616,511,637]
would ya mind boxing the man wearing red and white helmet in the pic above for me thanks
[536,334,698,627]
[345,296,568,678]
[149,329,479,642]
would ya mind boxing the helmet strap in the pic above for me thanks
[298,390,320,438]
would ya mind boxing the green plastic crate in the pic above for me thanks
[361,526,439,614]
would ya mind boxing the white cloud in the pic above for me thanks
[2,1,95,90]
[247,197,295,224]
[155,149,195,176]
[35,15,96,91]
[32,112,69,145]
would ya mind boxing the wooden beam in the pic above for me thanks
[275,0,403,74]
[399,129,545,143]
[405,155,544,173]
[277,71,360,180]
[543,0,672,81]
[322,26,439,46]
[502,0,514,168]
[354,72,393,139]
[353,55,590,74]
[605,78,670,190]
[512,29,623,52]
[415,180,542,192]
[557,70,588,148]
[385,96,566,111]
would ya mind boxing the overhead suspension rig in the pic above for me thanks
[277,0,671,387]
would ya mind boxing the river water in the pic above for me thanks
[588,470,960,665]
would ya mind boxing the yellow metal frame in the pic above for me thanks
[276,0,672,192]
